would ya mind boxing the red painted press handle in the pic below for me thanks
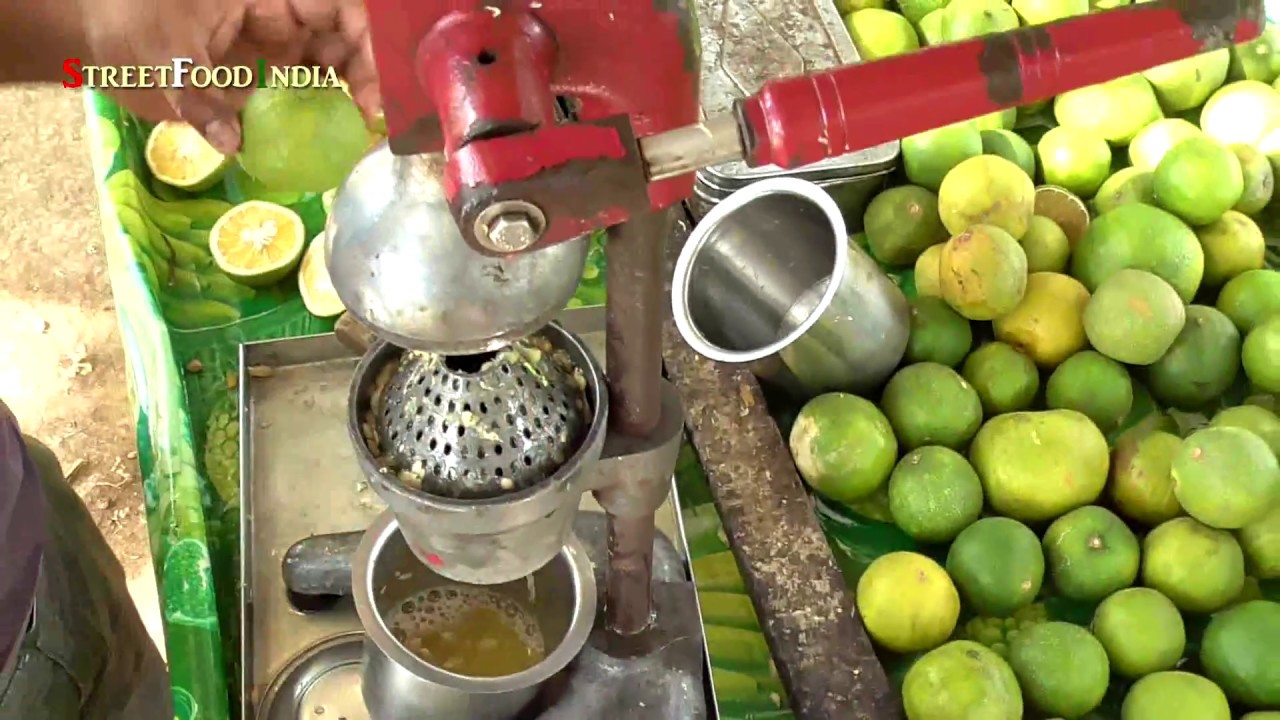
[739,1,1264,169]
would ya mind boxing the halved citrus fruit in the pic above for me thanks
[209,200,306,287]
[145,120,229,191]
[298,233,344,317]
[321,188,337,215]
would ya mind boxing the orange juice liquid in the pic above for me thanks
[387,585,546,677]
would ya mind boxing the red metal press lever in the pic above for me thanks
[366,1,1263,255]
[734,1,1264,171]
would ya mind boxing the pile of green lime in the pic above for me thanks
[787,15,1280,716]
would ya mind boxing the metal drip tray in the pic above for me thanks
[239,308,693,720]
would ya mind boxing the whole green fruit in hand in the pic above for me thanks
[239,86,370,193]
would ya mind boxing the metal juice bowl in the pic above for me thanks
[347,321,608,586]
[354,511,597,720]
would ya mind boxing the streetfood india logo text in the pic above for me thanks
[61,58,341,89]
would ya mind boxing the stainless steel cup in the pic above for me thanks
[354,511,596,720]
[671,177,910,396]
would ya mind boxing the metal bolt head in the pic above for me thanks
[483,212,540,253]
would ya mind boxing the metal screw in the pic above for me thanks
[482,212,540,253]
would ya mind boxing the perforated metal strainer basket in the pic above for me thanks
[347,321,608,585]
[369,338,589,499]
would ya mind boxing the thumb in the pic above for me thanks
[165,55,243,154]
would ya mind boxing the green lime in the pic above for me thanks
[1231,143,1275,215]
[1239,504,1280,579]
[981,128,1037,178]
[1121,671,1232,720]
[897,0,950,24]
[844,8,920,59]
[1141,517,1245,614]
[938,155,1036,239]
[903,121,983,192]
[881,362,984,451]
[992,272,1091,368]
[1017,215,1070,273]
[239,86,369,192]
[1244,317,1280,392]
[1008,621,1110,718]
[902,641,1023,720]
[941,0,1019,42]
[1152,136,1245,226]
[856,552,960,653]
[864,185,948,266]
[299,232,345,318]
[914,243,945,297]
[1108,430,1183,526]
[835,0,886,10]
[1199,600,1280,708]
[887,446,984,543]
[938,224,1029,320]
[947,517,1045,617]
[1083,269,1186,366]
[1043,505,1140,602]
[961,341,1039,415]
[1200,80,1280,147]
[1197,211,1266,287]
[209,200,307,287]
[970,409,1110,524]
[916,9,947,45]
[1010,0,1089,24]
[1055,74,1162,145]
[1129,118,1202,171]
[1092,587,1186,679]
[1038,126,1112,198]
[1217,268,1280,333]
[1142,49,1230,114]
[1229,25,1280,83]
[1211,404,1280,457]
[905,295,974,367]
[146,120,229,191]
[1146,305,1242,410]
[1046,350,1133,432]
[1093,167,1155,215]
[789,393,898,503]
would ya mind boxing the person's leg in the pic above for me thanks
[0,436,172,720]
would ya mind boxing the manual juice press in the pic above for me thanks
[322,2,1264,719]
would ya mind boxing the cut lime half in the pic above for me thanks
[145,120,229,191]
[299,232,344,317]
[209,200,306,287]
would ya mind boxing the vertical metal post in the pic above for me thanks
[600,209,671,636]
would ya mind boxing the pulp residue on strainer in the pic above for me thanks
[361,334,590,499]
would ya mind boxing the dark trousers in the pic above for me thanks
[0,437,172,719]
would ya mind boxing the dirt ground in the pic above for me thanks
[0,85,163,647]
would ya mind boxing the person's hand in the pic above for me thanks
[85,0,381,154]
